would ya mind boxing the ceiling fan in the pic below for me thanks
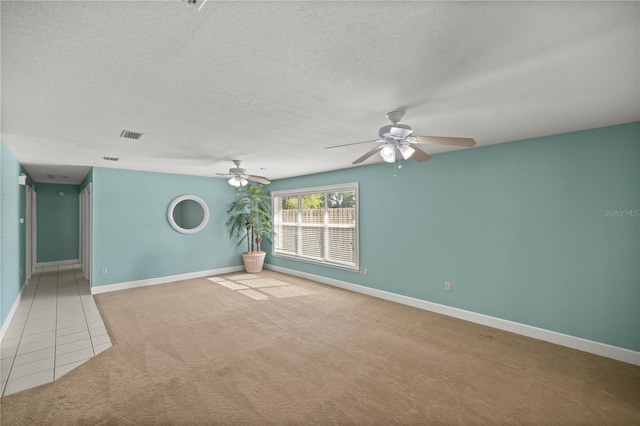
[216,160,271,187]
[325,111,476,164]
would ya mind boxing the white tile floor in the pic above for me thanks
[1,264,111,396]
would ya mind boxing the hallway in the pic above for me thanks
[1,265,111,396]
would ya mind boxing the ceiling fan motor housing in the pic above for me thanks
[379,123,413,140]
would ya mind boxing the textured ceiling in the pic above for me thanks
[2,1,638,184]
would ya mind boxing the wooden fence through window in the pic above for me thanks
[279,208,355,224]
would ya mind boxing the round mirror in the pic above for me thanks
[167,195,209,234]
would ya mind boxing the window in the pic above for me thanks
[272,183,359,270]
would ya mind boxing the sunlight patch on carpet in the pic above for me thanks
[210,274,314,301]
[237,289,269,300]
[207,276,228,283]
[213,280,249,290]
[227,274,260,280]
[237,278,290,288]
[259,285,316,298]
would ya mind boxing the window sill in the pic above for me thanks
[271,252,360,272]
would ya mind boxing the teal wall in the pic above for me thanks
[266,122,640,352]
[35,183,80,263]
[0,141,29,328]
[3,123,638,352]
[91,167,243,287]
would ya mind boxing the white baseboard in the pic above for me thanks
[0,279,28,342]
[265,264,640,366]
[91,266,245,295]
[35,259,80,268]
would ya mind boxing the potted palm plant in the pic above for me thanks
[226,184,273,273]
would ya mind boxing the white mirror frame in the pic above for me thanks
[167,195,210,235]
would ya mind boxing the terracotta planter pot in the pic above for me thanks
[242,251,266,273]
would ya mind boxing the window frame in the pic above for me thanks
[271,183,360,271]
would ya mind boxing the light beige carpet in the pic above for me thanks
[1,270,638,424]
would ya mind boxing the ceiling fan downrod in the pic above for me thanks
[386,110,405,124]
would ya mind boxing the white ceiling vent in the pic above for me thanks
[47,174,68,181]
[120,130,144,140]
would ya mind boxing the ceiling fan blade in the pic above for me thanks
[246,175,271,185]
[215,173,231,177]
[415,136,476,147]
[325,139,381,149]
[411,145,432,162]
[353,145,384,164]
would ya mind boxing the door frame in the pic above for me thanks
[80,183,92,284]
[25,185,34,281]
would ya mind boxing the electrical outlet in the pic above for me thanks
[363,268,368,275]
[445,281,451,291]
[101,267,108,274]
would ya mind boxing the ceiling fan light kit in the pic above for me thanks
[398,144,415,160]
[380,145,395,163]
[216,160,271,187]
[228,176,248,187]
[325,110,476,167]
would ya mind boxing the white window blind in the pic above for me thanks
[272,183,359,270]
